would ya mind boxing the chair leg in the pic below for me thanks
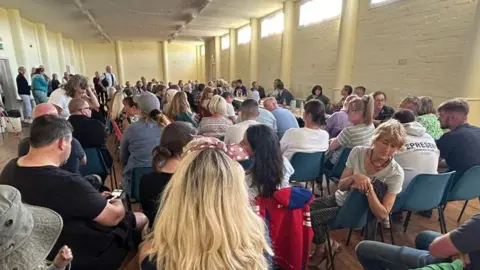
[326,176,331,195]
[457,200,469,223]
[312,180,316,196]
[346,229,353,246]
[389,214,395,245]
[325,226,336,270]
[377,222,385,243]
[438,206,447,234]
[403,211,412,233]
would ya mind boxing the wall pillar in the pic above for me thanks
[79,44,86,75]
[461,0,480,126]
[333,0,360,101]
[68,40,77,73]
[36,23,51,72]
[196,45,201,81]
[229,29,236,82]
[55,33,66,73]
[161,41,169,84]
[114,41,125,86]
[215,36,221,80]
[280,0,295,90]
[250,18,259,85]
[7,9,28,70]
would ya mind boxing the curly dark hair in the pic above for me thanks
[245,125,284,198]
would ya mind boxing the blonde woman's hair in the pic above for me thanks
[372,119,407,149]
[348,94,374,125]
[200,86,214,106]
[166,91,192,120]
[110,91,125,118]
[343,95,357,108]
[147,137,272,270]
[207,95,227,115]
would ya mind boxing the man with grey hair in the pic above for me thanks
[100,65,116,89]
[436,99,480,179]
[224,99,260,144]
[1,114,148,269]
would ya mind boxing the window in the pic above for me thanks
[221,35,230,50]
[237,25,251,45]
[299,0,342,27]
[201,45,205,56]
[371,0,399,5]
[261,12,284,38]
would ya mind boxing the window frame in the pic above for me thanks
[370,0,402,8]
[237,25,251,45]
[260,11,284,38]
[298,0,342,29]
[221,34,230,50]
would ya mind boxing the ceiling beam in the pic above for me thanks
[168,0,212,43]
[72,0,112,43]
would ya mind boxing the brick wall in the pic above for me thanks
[352,0,477,106]
[292,17,340,99]
[258,34,282,91]
[236,43,250,84]
[169,43,198,83]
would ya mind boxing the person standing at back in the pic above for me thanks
[16,66,35,123]
[436,99,480,180]
[263,97,299,138]
[280,100,329,160]
[100,65,116,90]
[31,68,49,104]
[93,71,107,105]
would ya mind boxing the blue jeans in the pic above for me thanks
[20,94,35,118]
[356,231,443,270]
[33,90,48,104]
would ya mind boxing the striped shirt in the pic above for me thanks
[198,116,233,138]
[330,123,375,164]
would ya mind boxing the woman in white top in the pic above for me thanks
[308,120,406,268]
[281,99,329,160]
[48,74,100,119]
[240,124,294,199]
[327,95,375,168]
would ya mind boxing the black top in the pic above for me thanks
[141,256,157,270]
[186,91,195,112]
[0,159,116,269]
[17,137,85,173]
[374,105,394,123]
[139,171,173,224]
[276,89,294,105]
[51,79,61,92]
[437,124,480,175]
[93,77,104,92]
[69,115,106,149]
[16,74,30,95]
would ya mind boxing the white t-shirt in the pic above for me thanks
[335,146,404,206]
[246,156,294,199]
[224,120,259,144]
[394,122,440,190]
[280,127,329,160]
[226,103,235,117]
[48,88,72,119]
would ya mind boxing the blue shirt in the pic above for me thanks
[270,107,299,138]
[437,124,480,175]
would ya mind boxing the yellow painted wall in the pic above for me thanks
[258,34,282,92]
[47,30,60,76]
[236,43,250,85]
[82,43,117,79]
[169,42,198,83]
[21,18,41,70]
[220,49,229,81]
[121,41,163,84]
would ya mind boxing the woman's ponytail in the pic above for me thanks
[152,146,172,171]
[149,109,171,127]
[362,95,374,125]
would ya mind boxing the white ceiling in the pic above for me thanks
[0,0,285,43]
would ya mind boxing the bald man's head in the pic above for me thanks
[33,104,58,118]
[263,97,278,111]
[68,98,89,117]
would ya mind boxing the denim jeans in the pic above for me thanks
[356,231,443,270]
[20,94,35,118]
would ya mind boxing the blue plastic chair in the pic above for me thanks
[131,167,154,201]
[238,159,252,171]
[390,171,455,238]
[79,148,117,189]
[324,148,352,194]
[289,152,325,195]
[445,166,480,225]
[325,191,370,270]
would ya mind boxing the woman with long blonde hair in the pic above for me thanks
[139,137,272,270]
[165,91,198,127]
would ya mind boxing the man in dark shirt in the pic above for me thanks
[275,80,294,106]
[436,99,480,178]
[1,115,147,270]
[93,71,107,105]
[68,98,106,148]
[16,66,34,123]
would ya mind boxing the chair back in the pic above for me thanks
[289,152,325,182]
[400,172,455,212]
[329,191,369,229]
[79,148,109,176]
[330,148,352,179]
[110,118,123,141]
[448,166,480,202]
[131,167,154,200]
[238,159,252,171]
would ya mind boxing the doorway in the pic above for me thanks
[0,58,19,111]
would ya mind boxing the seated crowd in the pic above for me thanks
[2,66,480,270]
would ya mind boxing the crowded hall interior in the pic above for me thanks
[1,0,480,269]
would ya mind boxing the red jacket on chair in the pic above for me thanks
[254,187,314,270]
